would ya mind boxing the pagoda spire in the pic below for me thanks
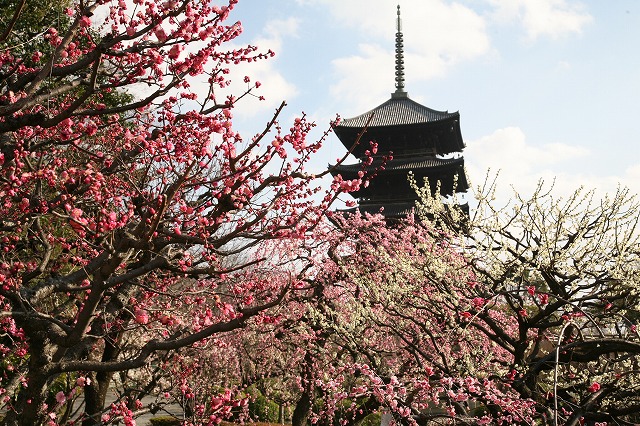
[393,4,408,98]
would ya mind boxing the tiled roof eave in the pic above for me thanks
[335,97,460,128]
[337,113,459,129]
[329,156,464,173]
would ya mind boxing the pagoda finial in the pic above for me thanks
[392,4,407,98]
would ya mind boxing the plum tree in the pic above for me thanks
[0,0,357,424]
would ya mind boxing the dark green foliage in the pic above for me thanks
[148,416,181,426]
[0,0,71,58]
[0,0,133,110]
[248,392,280,423]
[357,413,381,426]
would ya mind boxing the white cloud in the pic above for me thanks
[465,127,640,205]
[146,17,301,120]
[220,17,300,118]
[329,44,393,113]
[466,127,586,198]
[625,163,640,181]
[623,164,640,195]
[488,0,593,41]
[467,127,589,172]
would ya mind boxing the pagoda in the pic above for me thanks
[330,5,468,218]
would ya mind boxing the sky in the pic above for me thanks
[215,0,640,206]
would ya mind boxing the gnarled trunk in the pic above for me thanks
[291,388,312,426]
[2,336,54,426]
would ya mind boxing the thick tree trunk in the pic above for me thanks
[291,389,312,426]
[292,350,317,426]
[2,378,49,426]
[81,372,112,426]
[81,330,123,426]
[2,344,52,426]
[81,285,136,425]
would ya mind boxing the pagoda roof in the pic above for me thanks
[331,156,464,174]
[336,96,459,129]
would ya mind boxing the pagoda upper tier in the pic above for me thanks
[333,95,465,159]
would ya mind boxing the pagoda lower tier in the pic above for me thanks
[330,156,468,200]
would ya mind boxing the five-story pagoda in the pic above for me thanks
[330,5,468,218]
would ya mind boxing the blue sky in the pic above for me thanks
[220,0,640,204]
